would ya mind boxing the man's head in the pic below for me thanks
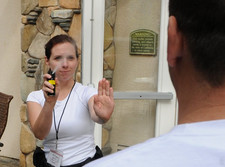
[45,34,79,60]
[168,0,225,87]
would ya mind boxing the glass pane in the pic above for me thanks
[103,0,161,155]
[110,99,156,152]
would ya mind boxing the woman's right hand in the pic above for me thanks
[42,73,60,103]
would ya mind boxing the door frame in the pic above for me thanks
[81,0,177,146]
[155,0,178,137]
[81,0,105,147]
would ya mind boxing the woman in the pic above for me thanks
[27,35,114,167]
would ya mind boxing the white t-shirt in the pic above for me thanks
[27,82,97,166]
[85,119,225,167]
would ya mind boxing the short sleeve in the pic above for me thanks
[26,90,45,106]
[74,83,97,105]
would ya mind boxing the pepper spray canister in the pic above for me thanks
[47,69,56,96]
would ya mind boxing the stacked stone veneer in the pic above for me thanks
[20,0,116,166]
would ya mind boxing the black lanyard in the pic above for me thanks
[53,82,75,149]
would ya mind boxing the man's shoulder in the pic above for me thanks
[85,121,225,167]
[84,136,169,167]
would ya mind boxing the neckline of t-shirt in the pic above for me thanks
[56,82,77,103]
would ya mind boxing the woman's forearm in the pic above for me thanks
[32,102,55,140]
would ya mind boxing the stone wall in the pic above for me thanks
[20,0,116,166]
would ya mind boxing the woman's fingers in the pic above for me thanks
[98,78,111,96]
[44,73,51,80]
[98,80,103,95]
[105,80,110,96]
[109,87,114,100]
[42,73,58,95]
[102,78,106,95]
[43,81,53,94]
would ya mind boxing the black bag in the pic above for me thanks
[92,145,103,160]
[33,146,53,167]
[33,146,103,167]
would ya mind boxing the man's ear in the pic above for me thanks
[167,16,183,67]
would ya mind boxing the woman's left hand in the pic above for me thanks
[93,78,114,123]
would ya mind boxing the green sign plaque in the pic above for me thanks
[130,29,157,56]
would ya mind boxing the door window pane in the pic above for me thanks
[103,0,161,155]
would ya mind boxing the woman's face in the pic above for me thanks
[46,42,78,82]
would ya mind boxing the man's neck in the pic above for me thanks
[178,105,225,124]
[178,85,225,124]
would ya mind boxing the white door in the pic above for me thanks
[81,0,177,153]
